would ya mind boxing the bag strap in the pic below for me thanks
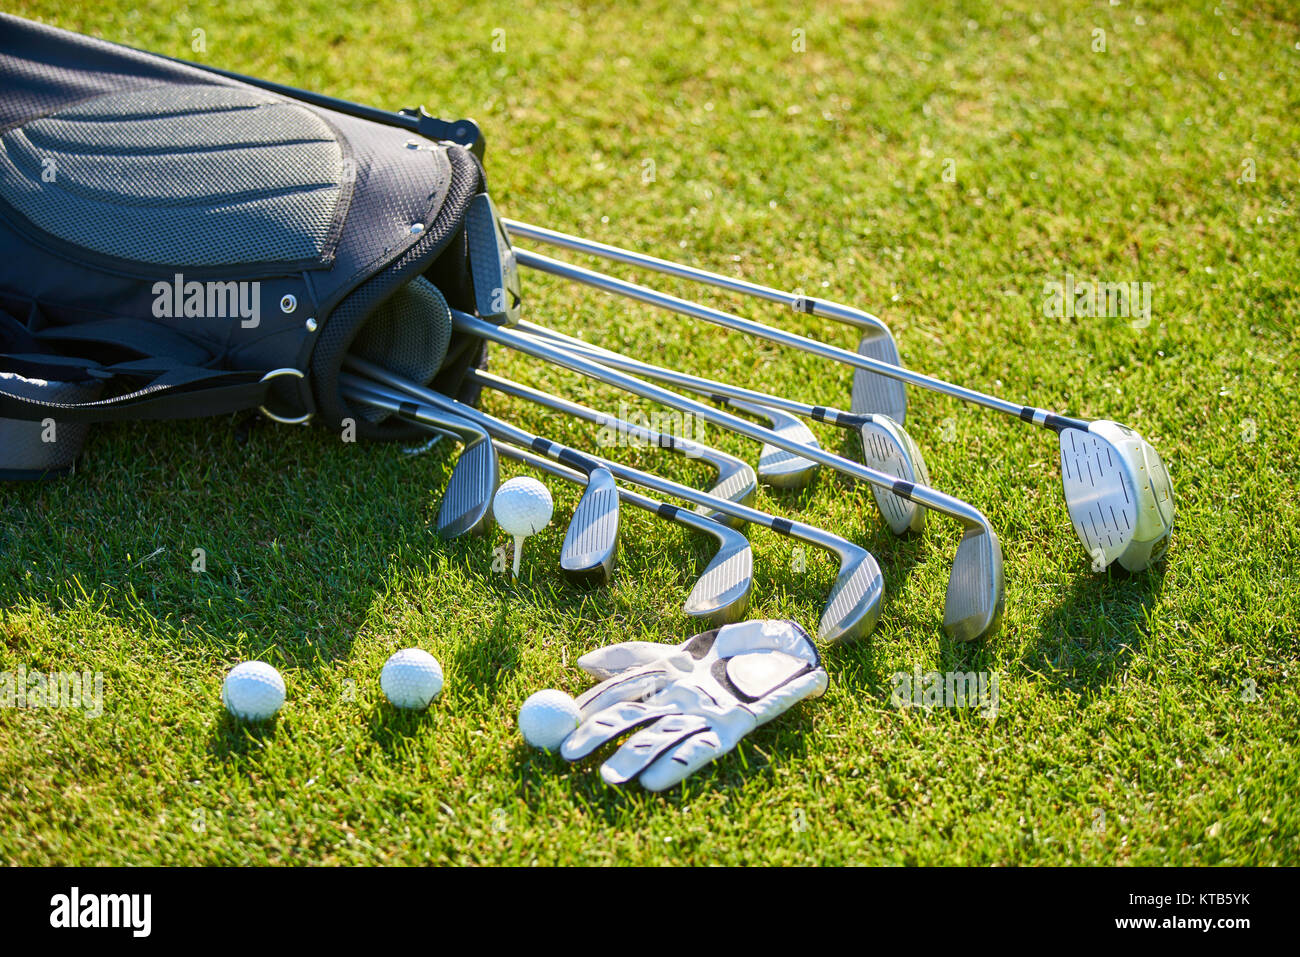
[0,314,294,422]
[0,360,280,422]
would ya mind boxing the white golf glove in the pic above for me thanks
[561,619,828,791]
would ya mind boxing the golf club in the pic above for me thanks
[518,321,930,535]
[466,368,758,529]
[340,381,497,538]
[465,193,522,324]
[344,367,620,586]
[349,363,883,642]
[493,441,754,626]
[726,398,820,490]
[490,432,882,645]
[502,218,908,423]
[445,310,1000,641]
[506,244,1173,572]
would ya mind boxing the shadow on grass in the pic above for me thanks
[366,702,438,753]
[441,595,525,700]
[209,710,280,761]
[0,417,474,673]
[1018,559,1170,697]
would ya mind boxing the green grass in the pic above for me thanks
[2,0,1297,865]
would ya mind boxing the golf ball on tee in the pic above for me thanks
[381,648,444,709]
[518,689,581,751]
[222,661,286,722]
[493,476,554,537]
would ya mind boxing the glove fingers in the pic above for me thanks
[574,668,672,717]
[639,730,729,792]
[600,714,711,785]
[576,641,678,679]
[561,700,672,761]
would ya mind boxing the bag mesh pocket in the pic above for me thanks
[0,85,347,267]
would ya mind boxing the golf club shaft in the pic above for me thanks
[341,380,480,443]
[470,367,757,529]
[503,218,886,333]
[512,247,1089,433]
[450,310,989,533]
[467,368,730,466]
[349,365,854,559]
[517,320,861,429]
[493,434,850,560]
[347,365,605,478]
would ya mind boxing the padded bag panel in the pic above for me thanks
[0,14,481,438]
[0,14,207,127]
[0,85,348,268]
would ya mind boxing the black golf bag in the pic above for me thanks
[0,14,500,479]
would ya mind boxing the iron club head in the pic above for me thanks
[465,193,522,325]
[436,432,499,539]
[340,377,497,539]
[679,515,755,625]
[491,439,754,624]
[726,398,820,489]
[559,465,621,586]
[818,543,886,644]
[943,523,1005,642]
[850,327,909,425]
[694,456,759,529]
[1059,420,1174,572]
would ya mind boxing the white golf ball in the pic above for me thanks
[380,648,444,710]
[518,689,580,751]
[222,661,286,722]
[493,476,554,538]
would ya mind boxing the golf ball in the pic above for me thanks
[518,689,581,751]
[380,648,444,710]
[493,476,554,538]
[222,661,286,722]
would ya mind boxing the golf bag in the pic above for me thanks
[0,14,496,479]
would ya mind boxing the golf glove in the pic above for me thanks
[561,619,828,791]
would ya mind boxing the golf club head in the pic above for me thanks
[858,415,929,536]
[850,327,909,425]
[817,545,885,644]
[465,193,522,325]
[695,460,759,529]
[560,466,621,585]
[943,525,1005,642]
[726,398,819,489]
[682,523,754,625]
[436,434,499,538]
[1060,420,1175,573]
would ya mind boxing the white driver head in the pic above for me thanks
[1059,420,1174,573]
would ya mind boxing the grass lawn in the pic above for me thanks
[1,0,1297,865]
